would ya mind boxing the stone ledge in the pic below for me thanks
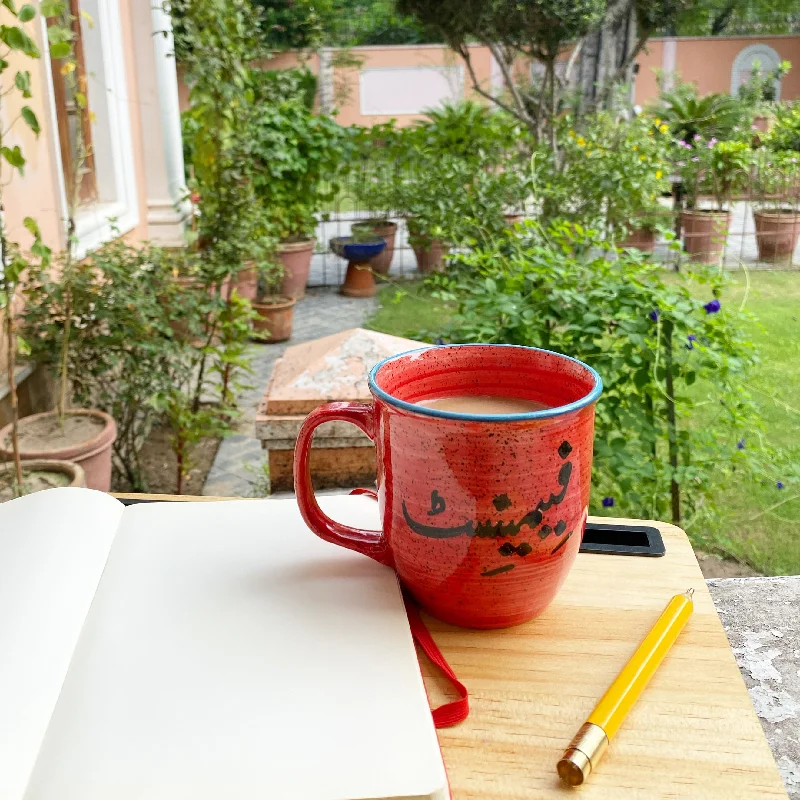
[707,576,800,798]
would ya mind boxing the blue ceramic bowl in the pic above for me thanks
[330,235,386,261]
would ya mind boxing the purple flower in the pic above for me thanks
[777,481,785,490]
[649,309,660,321]
[678,140,687,148]
[752,124,758,130]
[694,133,702,141]
[704,299,721,314]
[686,334,698,350]
[692,156,700,162]
[708,137,718,148]
[602,497,614,508]
[737,438,745,450]
[435,338,445,345]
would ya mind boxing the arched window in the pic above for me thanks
[731,43,783,100]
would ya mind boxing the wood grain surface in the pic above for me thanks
[421,516,788,799]
[113,496,786,798]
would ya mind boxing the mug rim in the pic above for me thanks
[368,343,603,422]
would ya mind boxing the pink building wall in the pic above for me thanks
[177,35,800,126]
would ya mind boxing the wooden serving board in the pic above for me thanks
[421,516,788,799]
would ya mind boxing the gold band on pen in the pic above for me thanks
[557,722,609,786]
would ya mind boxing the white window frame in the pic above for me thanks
[40,0,139,259]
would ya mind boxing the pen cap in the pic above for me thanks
[557,722,609,786]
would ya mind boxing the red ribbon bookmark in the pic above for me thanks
[350,488,469,728]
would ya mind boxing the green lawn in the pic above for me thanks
[366,272,800,576]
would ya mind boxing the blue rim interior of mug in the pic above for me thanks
[368,344,603,422]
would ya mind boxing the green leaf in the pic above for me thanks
[1,145,25,173]
[48,41,70,58]
[47,23,72,44]
[14,70,31,97]
[23,216,39,236]
[0,24,39,56]
[21,105,39,135]
[18,3,35,22]
[1,0,17,14]
[40,0,65,16]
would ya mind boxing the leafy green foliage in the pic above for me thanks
[738,58,791,109]
[0,0,64,494]
[425,223,759,523]
[675,136,752,211]
[372,102,531,245]
[171,0,273,284]
[651,81,749,144]
[535,112,672,235]
[765,102,800,153]
[248,67,355,240]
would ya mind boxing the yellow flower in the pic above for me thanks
[633,145,639,151]
[655,118,661,126]
[640,155,646,162]
[655,170,663,179]
[659,124,669,134]
[568,130,575,138]
[576,136,586,147]
[647,130,653,136]
[60,62,76,76]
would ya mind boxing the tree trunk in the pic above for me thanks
[576,0,638,113]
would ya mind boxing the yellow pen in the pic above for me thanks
[557,588,695,786]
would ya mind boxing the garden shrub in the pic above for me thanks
[23,241,203,490]
[249,72,356,240]
[425,223,760,525]
[765,102,800,153]
[535,112,672,237]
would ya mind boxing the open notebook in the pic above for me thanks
[0,488,448,800]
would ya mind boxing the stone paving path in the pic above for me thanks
[202,288,378,497]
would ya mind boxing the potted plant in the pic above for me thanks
[351,218,397,276]
[751,151,800,264]
[0,3,115,494]
[737,59,790,134]
[249,71,352,299]
[677,138,752,264]
[251,255,296,344]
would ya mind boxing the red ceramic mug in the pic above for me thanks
[294,344,602,629]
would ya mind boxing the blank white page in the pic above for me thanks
[25,496,447,800]
[0,488,123,800]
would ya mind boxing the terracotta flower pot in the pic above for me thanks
[230,263,258,301]
[278,239,315,300]
[252,296,296,343]
[411,238,450,274]
[341,261,377,298]
[753,209,800,264]
[0,409,117,492]
[620,227,656,252]
[681,209,730,265]
[352,220,397,276]
[0,458,86,502]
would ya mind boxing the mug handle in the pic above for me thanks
[293,402,392,567]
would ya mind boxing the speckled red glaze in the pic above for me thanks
[294,345,601,629]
